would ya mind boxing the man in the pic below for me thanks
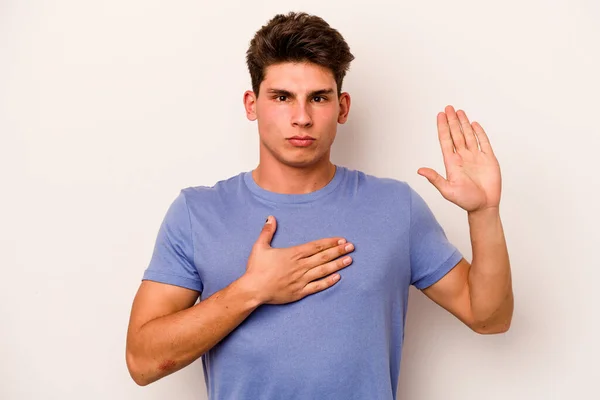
[126,11,513,399]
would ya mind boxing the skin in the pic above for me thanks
[126,61,513,387]
[242,62,350,194]
[418,106,513,333]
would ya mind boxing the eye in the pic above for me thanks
[312,96,326,103]
[276,95,288,102]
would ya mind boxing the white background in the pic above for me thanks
[2,0,599,399]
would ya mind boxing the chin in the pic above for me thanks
[276,153,328,169]
[261,140,330,169]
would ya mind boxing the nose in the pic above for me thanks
[291,103,313,128]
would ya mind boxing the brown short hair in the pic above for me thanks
[246,12,355,96]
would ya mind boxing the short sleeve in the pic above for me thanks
[142,191,204,292]
[409,186,463,290]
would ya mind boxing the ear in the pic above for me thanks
[337,92,351,124]
[243,90,257,121]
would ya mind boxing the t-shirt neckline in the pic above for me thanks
[243,165,346,204]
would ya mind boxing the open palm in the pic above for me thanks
[418,105,501,213]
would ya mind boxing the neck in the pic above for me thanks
[252,159,336,195]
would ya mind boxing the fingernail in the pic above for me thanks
[265,216,272,224]
[338,239,346,245]
[345,244,354,251]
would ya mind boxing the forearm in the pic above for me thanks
[127,277,261,386]
[467,207,513,332]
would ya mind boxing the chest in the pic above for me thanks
[190,203,412,301]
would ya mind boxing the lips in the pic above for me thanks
[288,136,315,147]
[289,136,315,140]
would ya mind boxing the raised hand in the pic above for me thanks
[417,105,502,213]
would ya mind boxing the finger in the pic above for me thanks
[294,237,347,259]
[302,241,354,268]
[301,273,341,296]
[303,255,352,283]
[456,109,479,151]
[437,112,455,159]
[471,121,494,155]
[255,215,277,248]
[444,105,466,151]
[417,168,451,196]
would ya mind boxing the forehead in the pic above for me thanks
[260,62,336,92]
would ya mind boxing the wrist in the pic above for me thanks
[468,206,500,221]
[232,274,266,309]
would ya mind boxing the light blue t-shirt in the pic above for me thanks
[143,165,463,400]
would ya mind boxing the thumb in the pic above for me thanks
[417,168,450,196]
[256,215,277,248]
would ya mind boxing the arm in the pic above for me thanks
[422,208,513,334]
[467,207,513,331]
[126,279,260,386]
[126,216,355,385]
[417,105,513,334]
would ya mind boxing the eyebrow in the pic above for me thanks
[266,88,335,98]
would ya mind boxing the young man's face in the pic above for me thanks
[244,62,350,169]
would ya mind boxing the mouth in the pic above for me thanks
[287,136,316,147]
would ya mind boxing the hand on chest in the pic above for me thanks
[194,211,411,300]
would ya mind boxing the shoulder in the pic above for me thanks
[344,166,413,203]
[178,172,246,212]
[181,172,244,199]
